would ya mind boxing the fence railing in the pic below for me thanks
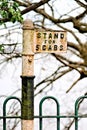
[0,96,21,130]
[0,96,87,130]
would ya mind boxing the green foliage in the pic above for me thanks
[0,44,4,53]
[0,0,23,24]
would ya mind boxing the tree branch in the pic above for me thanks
[21,0,50,15]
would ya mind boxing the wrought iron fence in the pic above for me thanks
[0,96,87,130]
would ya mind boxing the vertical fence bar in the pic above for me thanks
[75,96,87,130]
[75,99,79,130]
[3,96,21,130]
[39,96,60,130]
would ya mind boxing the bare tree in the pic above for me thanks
[0,0,87,129]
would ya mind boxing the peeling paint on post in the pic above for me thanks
[22,20,34,130]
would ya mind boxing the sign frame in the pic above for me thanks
[34,31,67,53]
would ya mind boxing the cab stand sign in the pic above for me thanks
[34,31,67,53]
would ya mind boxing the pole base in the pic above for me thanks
[21,120,34,130]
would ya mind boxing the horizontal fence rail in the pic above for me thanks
[0,96,87,130]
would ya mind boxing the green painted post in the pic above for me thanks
[22,20,34,130]
[21,76,35,120]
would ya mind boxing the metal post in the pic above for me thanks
[21,19,34,130]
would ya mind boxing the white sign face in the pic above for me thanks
[34,31,67,53]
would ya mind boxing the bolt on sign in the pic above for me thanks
[34,31,67,53]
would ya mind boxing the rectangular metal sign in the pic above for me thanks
[34,31,67,53]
